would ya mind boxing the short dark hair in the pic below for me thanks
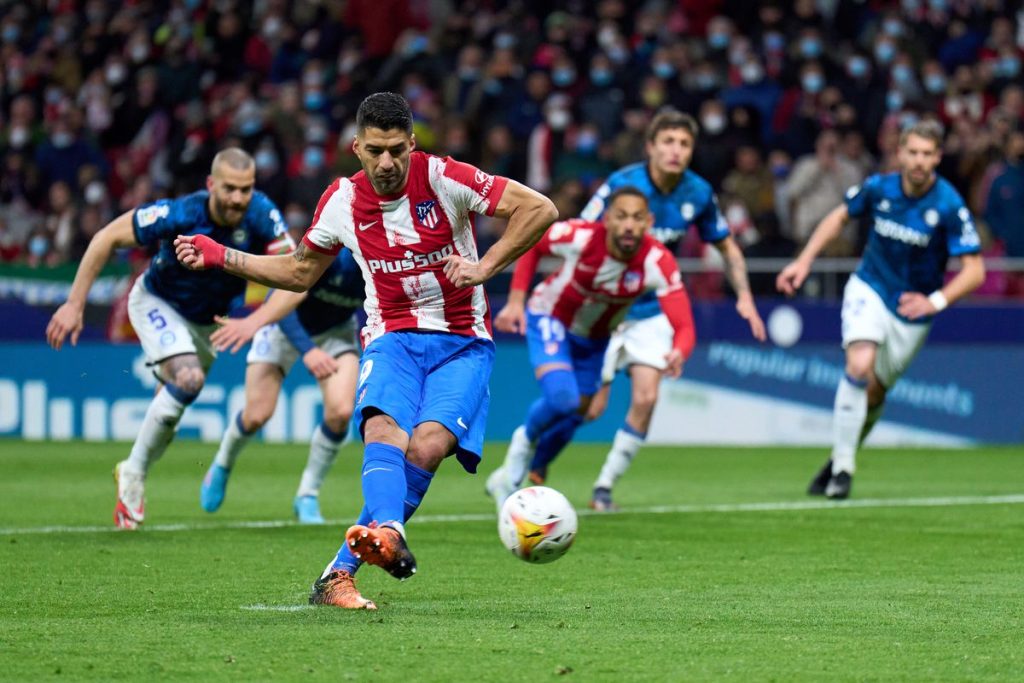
[646,107,699,142]
[606,185,649,209]
[899,119,944,148]
[356,92,413,135]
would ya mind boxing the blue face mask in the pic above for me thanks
[239,117,262,136]
[928,0,946,10]
[552,68,576,87]
[590,68,613,87]
[924,74,946,94]
[875,42,896,64]
[849,56,870,78]
[576,132,599,154]
[764,33,785,51]
[708,32,729,50]
[999,57,1021,78]
[652,62,675,79]
[2,25,20,43]
[29,236,49,257]
[255,149,277,171]
[303,147,325,170]
[304,91,325,111]
[695,73,718,90]
[800,39,822,59]
[886,90,905,111]
[770,163,790,179]
[883,20,904,37]
[802,73,825,93]
[892,64,914,85]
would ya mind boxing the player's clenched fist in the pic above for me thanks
[442,254,487,288]
[175,234,226,270]
[494,301,527,334]
[776,259,811,296]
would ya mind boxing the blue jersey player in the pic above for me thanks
[46,148,294,529]
[524,109,766,511]
[198,249,365,523]
[777,120,985,499]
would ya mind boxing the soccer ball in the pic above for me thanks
[498,486,578,563]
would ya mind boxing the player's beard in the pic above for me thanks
[371,170,404,195]
[212,196,249,227]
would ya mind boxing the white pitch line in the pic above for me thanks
[240,604,314,612]
[1,494,1022,537]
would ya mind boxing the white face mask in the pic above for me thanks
[701,114,726,135]
[740,64,764,84]
[105,63,127,85]
[8,126,28,148]
[546,109,571,131]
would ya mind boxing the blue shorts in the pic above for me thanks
[525,311,608,397]
[353,331,495,473]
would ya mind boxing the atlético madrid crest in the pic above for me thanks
[416,200,439,229]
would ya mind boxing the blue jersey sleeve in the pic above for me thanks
[132,198,193,246]
[278,311,316,356]
[694,191,730,243]
[844,175,879,218]
[944,194,982,256]
[580,181,613,221]
[250,194,293,252]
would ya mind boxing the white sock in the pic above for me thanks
[503,425,535,488]
[214,411,255,470]
[595,428,645,490]
[859,403,884,445]
[296,423,344,497]
[124,388,187,477]
[831,375,868,475]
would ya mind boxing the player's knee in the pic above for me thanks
[323,403,352,432]
[407,429,449,471]
[243,405,273,430]
[844,360,873,383]
[632,386,658,413]
[164,378,203,405]
[171,366,206,398]
[548,388,580,417]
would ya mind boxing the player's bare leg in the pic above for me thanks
[115,354,204,529]
[295,352,358,523]
[202,362,282,512]
[592,364,660,511]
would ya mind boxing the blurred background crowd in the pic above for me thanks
[1,0,1023,298]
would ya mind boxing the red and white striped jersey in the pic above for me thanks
[302,151,508,347]
[512,219,696,355]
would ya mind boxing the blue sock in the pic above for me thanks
[524,369,580,441]
[330,460,434,575]
[361,442,407,526]
[530,414,584,473]
[329,505,373,575]
[403,460,434,521]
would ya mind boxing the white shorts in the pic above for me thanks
[841,274,931,387]
[128,278,218,378]
[600,313,674,383]
[246,317,359,373]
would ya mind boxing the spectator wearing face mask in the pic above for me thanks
[33,116,107,193]
[579,53,625,141]
[985,129,1024,295]
[552,123,614,188]
[786,129,864,253]
[722,56,781,146]
[690,99,734,189]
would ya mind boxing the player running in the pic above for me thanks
[174,92,557,609]
[486,187,696,511]
[530,108,765,511]
[45,148,294,529]
[777,120,985,499]
[198,248,365,523]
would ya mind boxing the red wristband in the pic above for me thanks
[193,234,226,269]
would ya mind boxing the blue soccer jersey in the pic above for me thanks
[296,248,366,336]
[133,190,292,324]
[846,173,981,320]
[580,163,729,319]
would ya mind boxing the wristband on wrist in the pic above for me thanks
[194,235,226,269]
[927,290,948,312]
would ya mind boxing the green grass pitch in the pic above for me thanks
[1,440,1022,681]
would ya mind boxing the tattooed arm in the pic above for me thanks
[712,235,767,342]
[175,237,332,292]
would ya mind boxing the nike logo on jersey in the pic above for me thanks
[456,417,468,430]
[358,221,378,231]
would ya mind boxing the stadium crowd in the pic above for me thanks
[1,0,1022,296]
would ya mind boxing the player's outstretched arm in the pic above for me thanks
[776,204,849,296]
[210,289,309,353]
[443,180,557,288]
[713,235,766,342]
[898,253,986,320]
[47,210,139,350]
[174,236,331,292]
